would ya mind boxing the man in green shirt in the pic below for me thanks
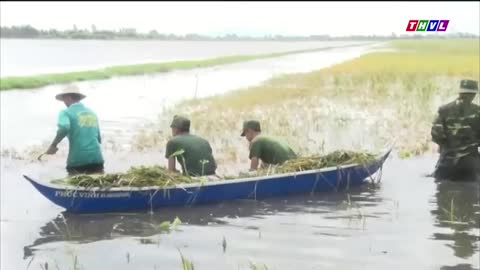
[44,85,104,176]
[431,79,480,181]
[165,115,217,176]
[241,120,297,171]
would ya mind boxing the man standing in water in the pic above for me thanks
[165,115,217,177]
[431,79,480,181]
[241,120,297,171]
[44,85,104,176]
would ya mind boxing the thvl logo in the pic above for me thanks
[406,20,450,32]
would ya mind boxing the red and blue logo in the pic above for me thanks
[406,20,449,32]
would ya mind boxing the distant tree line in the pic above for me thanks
[1,25,478,41]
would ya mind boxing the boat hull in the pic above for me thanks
[24,150,390,214]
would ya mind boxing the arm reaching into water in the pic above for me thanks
[168,157,179,173]
[47,111,70,155]
[250,157,260,171]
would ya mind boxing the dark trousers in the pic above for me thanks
[434,153,480,181]
[67,163,104,176]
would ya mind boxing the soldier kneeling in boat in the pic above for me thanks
[44,85,105,176]
[241,120,297,171]
[431,79,480,181]
[165,115,217,177]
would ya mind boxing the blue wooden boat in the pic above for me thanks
[23,149,391,214]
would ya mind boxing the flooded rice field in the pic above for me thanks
[0,39,371,77]
[0,43,380,152]
[1,41,479,270]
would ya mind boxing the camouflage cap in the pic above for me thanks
[170,115,190,130]
[241,120,261,136]
[459,79,478,94]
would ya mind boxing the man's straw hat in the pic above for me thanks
[55,85,86,101]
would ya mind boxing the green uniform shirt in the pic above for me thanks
[57,102,104,168]
[431,100,480,161]
[165,133,217,176]
[249,135,297,165]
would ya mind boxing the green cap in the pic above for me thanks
[170,115,190,130]
[241,120,261,136]
[459,79,478,94]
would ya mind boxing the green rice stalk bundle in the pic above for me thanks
[258,150,377,175]
[54,150,376,188]
[61,165,194,188]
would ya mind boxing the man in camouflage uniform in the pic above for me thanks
[431,79,480,181]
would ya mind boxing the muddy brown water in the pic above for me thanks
[1,153,479,270]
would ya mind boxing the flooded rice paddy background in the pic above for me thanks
[0,39,371,77]
[0,41,376,151]
[0,40,478,270]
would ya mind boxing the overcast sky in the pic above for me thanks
[1,1,479,37]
